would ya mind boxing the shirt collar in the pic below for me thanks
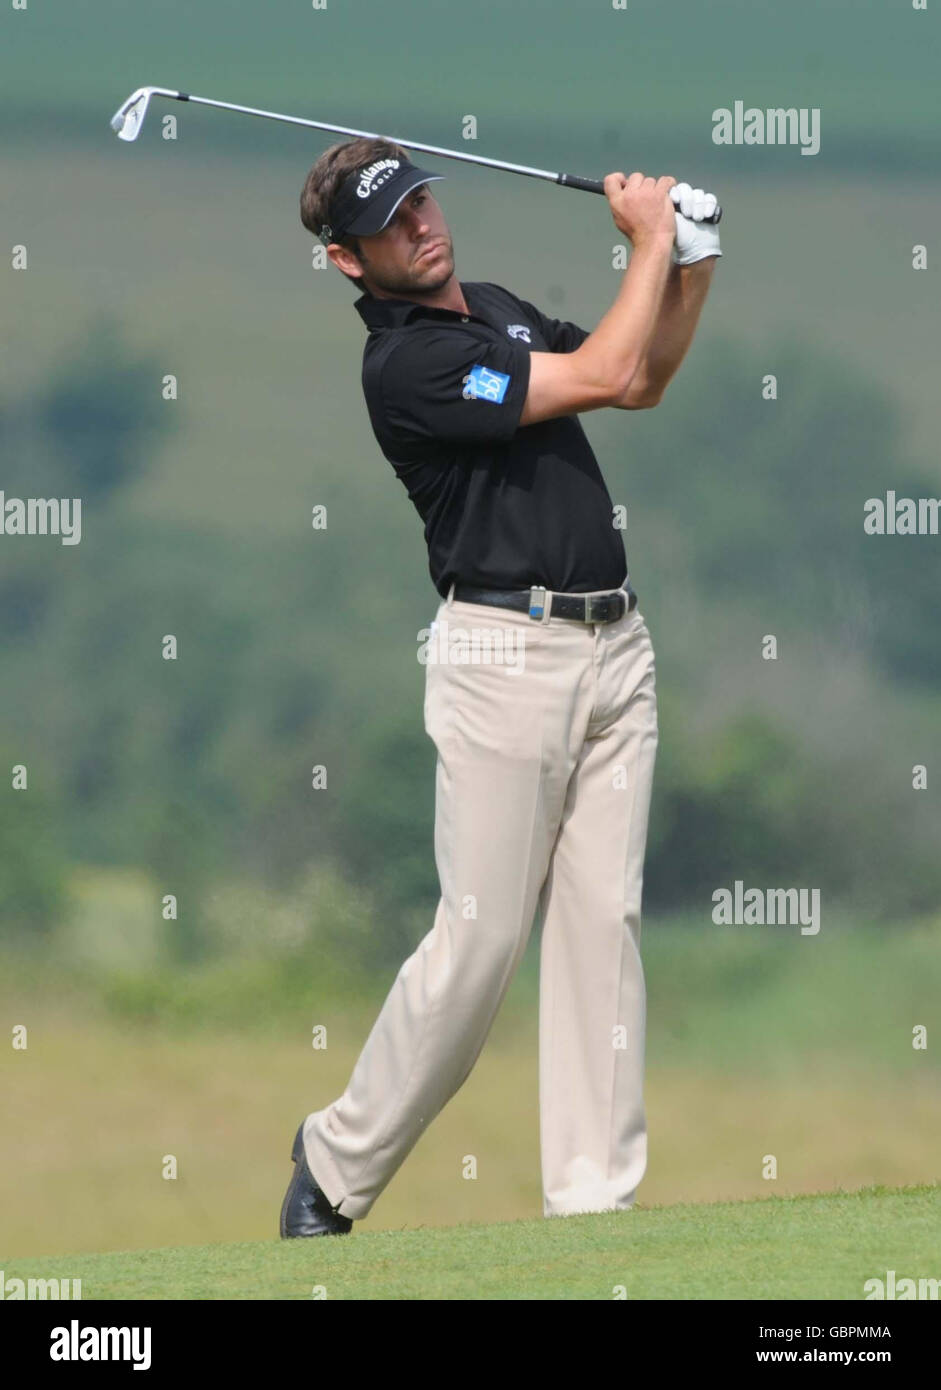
[355,283,482,331]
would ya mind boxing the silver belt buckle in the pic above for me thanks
[585,590,625,623]
[584,592,609,623]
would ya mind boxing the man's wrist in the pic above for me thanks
[630,229,677,254]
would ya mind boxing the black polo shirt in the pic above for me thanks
[355,280,629,598]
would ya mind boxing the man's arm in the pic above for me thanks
[519,172,677,427]
[613,257,717,409]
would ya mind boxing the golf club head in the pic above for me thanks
[110,87,154,142]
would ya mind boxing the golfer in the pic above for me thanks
[281,140,720,1235]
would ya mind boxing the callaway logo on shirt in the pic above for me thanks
[506,324,532,343]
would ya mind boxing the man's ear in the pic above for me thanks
[327,242,363,282]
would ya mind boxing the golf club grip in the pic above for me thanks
[557,171,722,224]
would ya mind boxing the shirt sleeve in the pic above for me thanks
[378,327,531,448]
[514,297,591,354]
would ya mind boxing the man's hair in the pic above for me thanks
[299,137,410,291]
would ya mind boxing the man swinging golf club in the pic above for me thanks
[280,139,721,1236]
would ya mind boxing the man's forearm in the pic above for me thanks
[615,257,717,408]
[570,231,676,402]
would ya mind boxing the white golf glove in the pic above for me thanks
[670,183,722,265]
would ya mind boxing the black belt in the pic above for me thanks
[452,582,637,624]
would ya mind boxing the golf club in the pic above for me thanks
[109,85,722,223]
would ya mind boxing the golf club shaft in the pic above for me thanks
[117,87,722,223]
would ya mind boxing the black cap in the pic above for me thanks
[320,155,445,245]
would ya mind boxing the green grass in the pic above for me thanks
[3,1186,937,1300]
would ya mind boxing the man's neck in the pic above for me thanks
[367,275,469,316]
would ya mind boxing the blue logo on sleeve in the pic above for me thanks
[462,364,511,403]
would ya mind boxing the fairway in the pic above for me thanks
[2,1185,937,1300]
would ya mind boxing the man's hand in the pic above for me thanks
[669,183,722,266]
[605,171,677,249]
[520,173,677,426]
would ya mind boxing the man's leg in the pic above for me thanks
[537,606,659,1216]
[302,600,592,1221]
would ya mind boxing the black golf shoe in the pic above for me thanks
[279,1123,353,1238]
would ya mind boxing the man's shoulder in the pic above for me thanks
[360,317,466,380]
[360,327,474,420]
[360,289,507,383]
[467,281,529,313]
[469,282,560,339]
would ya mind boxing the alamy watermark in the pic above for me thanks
[417,619,526,674]
[712,102,820,156]
[1,1269,82,1299]
[0,494,82,544]
[712,880,820,935]
[864,492,941,535]
[864,1270,939,1300]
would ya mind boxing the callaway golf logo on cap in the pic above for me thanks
[319,155,446,245]
[357,159,401,198]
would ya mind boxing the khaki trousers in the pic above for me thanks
[304,584,659,1220]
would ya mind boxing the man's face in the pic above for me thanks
[332,185,455,298]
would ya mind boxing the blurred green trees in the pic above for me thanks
[600,339,941,683]
[2,323,939,959]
